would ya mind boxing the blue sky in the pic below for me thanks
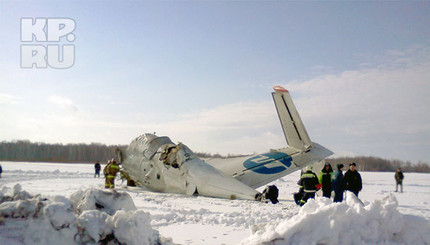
[1,1,429,163]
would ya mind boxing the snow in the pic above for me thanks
[1,161,430,245]
[242,192,430,244]
[0,182,171,245]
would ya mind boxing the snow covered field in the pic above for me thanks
[1,161,429,244]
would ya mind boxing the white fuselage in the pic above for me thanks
[121,134,260,200]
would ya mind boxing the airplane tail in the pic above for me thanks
[208,86,333,189]
[272,86,312,151]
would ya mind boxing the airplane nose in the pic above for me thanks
[183,159,260,200]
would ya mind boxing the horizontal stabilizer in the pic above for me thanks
[272,86,312,151]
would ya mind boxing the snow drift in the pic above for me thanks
[242,191,430,245]
[0,184,172,245]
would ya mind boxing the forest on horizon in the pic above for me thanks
[0,140,429,173]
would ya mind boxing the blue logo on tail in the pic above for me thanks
[243,152,292,174]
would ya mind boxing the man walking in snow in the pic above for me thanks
[395,168,404,193]
[344,162,362,197]
[297,165,320,206]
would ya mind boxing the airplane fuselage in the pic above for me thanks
[119,86,333,202]
[121,134,262,200]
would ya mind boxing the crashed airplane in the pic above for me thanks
[118,86,333,203]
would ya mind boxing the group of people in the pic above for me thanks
[332,162,362,202]
[296,163,406,206]
[295,162,363,206]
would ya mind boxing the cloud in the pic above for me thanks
[48,95,79,112]
[280,45,430,161]
[386,50,405,56]
[136,101,285,155]
[0,94,19,104]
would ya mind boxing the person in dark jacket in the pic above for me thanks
[297,166,320,206]
[0,164,2,178]
[332,164,346,202]
[344,162,362,197]
[318,162,333,198]
[94,161,101,178]
[395,168,404,193]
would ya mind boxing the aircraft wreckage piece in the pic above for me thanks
[121,134,264,201]
[119,86,333,203]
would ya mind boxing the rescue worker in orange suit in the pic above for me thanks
[104,159,120,189]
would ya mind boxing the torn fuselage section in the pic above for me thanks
[121,134,275,202]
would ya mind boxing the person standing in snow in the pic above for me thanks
[0,164,2,178]
[344,162,362,197]
[318,162,333,198]
[395,168,404,193]
[297,165,320,206]
[104,159,120,189]
[94,161,101,178]
[332,164,346,202]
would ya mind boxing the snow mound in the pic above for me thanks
[242,191,430,245]
[70,188,137,215]
[0,184,173,245]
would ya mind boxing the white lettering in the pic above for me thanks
[47,45,75,69]
[21,18,46,42]
[47,18,75,42]
[21,45,47,68]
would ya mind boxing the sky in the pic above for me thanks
[0,1,429,163]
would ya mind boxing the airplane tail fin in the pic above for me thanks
[272,86,312,151]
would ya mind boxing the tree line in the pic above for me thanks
[0,140,429,172]
[0,140,126,163]
[327,156,430,173]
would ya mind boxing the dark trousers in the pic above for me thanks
[322,188,331,198]
[396,182,403,192]
[334,191,344,202]
[350,190,359,197]
[299,192,316,206]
